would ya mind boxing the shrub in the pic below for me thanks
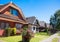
[5,27,16,36]
[11,27,16,35]
[5,28,12,36]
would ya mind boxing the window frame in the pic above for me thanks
[10,9,18,16]
[0,22,9,29]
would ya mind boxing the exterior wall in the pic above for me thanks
[28,24,32,30]
[0,20,23,36]
[9,22,15,28]
[28,19,40,33]
[36,28,39,32]
[0,7,23,20]
[0,3,26,36]
[31,26,37,33]
[0,21,9,36]
[0,20,15,28]
[28,24,35,33]
[1,7,12,16]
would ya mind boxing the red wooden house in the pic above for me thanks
[0,2,28,36]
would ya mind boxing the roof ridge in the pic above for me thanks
[26,16,36,18]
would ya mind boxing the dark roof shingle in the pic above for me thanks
[39,21,46,27]
[26,16,36,24]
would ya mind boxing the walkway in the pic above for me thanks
[58,36,60,42]
[0,40,4,42]
[40,33,60,42]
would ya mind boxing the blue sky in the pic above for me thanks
[0,0,60,23]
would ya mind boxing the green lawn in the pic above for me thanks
[52,38,59,42]
[0,32,49,42]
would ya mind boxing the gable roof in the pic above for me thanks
[0,2,10,10]
[26,16,36,24]
[46,23,50,28]
[34,19,40,26]
[0,5,6,9]
[46,23,53,29]
[39,21,46,27]
[0,2,26,21]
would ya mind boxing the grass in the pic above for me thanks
[0,32,49,42]
[34,32,50,42]
[0,35,22,42]
[52,38,59,42]
[36,32,50,36]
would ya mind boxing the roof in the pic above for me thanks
[46,23,50,28]
[0,2,17,10]
[26,16,36,24]
[0,3,9,9]
[46,23,53,29]
[26,16,40,26]
[39,21,46,27]
[34,19,40,26]
[0,14,27,24]
[0,2,26,21]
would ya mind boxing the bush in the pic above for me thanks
[5,27,16,36]
[5,28,12,36]
[11,27,16,35]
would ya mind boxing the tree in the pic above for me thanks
[54,10,60,30]
[22,25,32,42]
[50,10,60,30]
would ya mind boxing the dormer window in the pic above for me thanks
[10,9,18,16]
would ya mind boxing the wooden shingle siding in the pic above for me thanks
[0,2,28,36]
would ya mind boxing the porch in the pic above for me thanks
[0,14,27,36]
[0,20,23,36]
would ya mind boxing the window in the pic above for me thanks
[10,9,18,16]
[16,24,22,29]
[36,28,38,31]
[0,22,9,29]
[1,22,5,29]
[33,27,35,30]
[5,23,9,28]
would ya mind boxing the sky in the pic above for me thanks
[0,0,60,23]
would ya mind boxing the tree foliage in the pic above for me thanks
[50,10,60,30]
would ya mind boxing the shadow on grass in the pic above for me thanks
[18,41,22,42]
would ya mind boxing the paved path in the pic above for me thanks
[58,36,60,42]
[0,40,4,42]
[40,33,60,42]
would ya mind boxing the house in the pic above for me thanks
[39,21,46,32]
[26,16,40,33]
[39,21,53,32]
[46,23,51,29]
[46,23,56,34]
[0,2,28,36]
